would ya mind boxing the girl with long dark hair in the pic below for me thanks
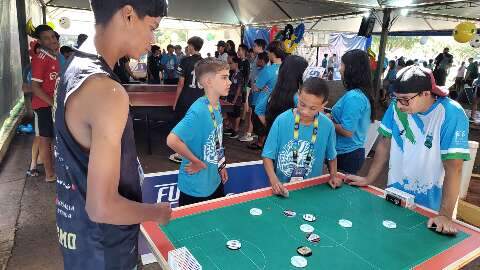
[331,49,375,174]
[266,55,309,132]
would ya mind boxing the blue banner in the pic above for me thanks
[243,27,270,49]
[141,161,269,206]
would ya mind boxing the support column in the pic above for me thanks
[373,8,391,102]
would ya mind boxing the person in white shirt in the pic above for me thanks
[455,61,466,92]
[216,41,228,63]
[327,54,337,80]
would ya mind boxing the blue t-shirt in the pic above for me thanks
[161,54,179,80]
[254,63,281,116]
[332,89,371,155]
[58,53,67,73]
[379,98,470,210]
[262,109,337,183]
[172,96,222,197]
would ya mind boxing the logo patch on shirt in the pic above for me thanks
[424,134,433,149]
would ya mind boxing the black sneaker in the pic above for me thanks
[224,128,234,135]
[229,131,239,139]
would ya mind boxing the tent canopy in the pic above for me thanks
[42,0,479,29]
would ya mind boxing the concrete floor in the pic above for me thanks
[1,122,480,270]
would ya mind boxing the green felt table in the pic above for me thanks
[141,175,480,270]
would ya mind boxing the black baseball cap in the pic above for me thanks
[393,65,449,97]
[217,41,226,47]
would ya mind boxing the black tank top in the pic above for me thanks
[54,47,143,270]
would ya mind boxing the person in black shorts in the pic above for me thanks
[224,55,244,139]
[170,36,205,163]
[237,44,250,119]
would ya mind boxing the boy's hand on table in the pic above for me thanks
[345,175,371,187]
[328,175,343,189]
[185,160,207,174]
[154,203,172,225]
[271,178,289,197]
[220,168,229,184]
[428,215,458,235]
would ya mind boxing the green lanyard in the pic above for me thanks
[206,98,222,149]
[293,109,319,168]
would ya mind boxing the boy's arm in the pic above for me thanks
[31,81,53,106]
[82,77,171,225]
[426,159,462,234]
[347,136,391,186]
[232,80,242,104]
[166,133,202,165]
[263,158,287,196]
[173,76,185,110]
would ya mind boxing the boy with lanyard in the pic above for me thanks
[161,44,179,84]
[167,58,230,206]
[249,41,284,150]
[54,1,171,269]
[347,66,470,235]
[170,36,204,163]
[225,55,244,139]
[262,78,341,196]
[31,24,60,182]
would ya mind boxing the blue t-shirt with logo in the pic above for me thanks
[379,98,470,210]
[332,89,371,155]
[262,109,337,183]
[172,96,222,197]
[254,63,280,116]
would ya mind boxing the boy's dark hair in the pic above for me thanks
[174,45,182,50]
[89,0,168,26]
[195,57,230,81]
[406,60,414,66]
[267,41,286,60]
[324,54,328,57]
[187,36,204,52]
[228,51,238,57]
[167,44,174,50]
[77,33,88,47]
[254,39,267,50]
[34,24,53,39]
[151,45,160,53]
[60,46,74,55]
[54,31,60,41]
[429,59,434,63]
[238,44,248,53]
[257,52,269,63]
[301,77,329,100]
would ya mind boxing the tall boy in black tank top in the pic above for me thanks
[54,1,171,269]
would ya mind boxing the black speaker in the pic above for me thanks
[358,16,376,37]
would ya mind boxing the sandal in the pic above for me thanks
[26,169,40,177]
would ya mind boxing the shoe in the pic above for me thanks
[224,128,234,135]
[229,131,239,139]
[247,143,263,150]
[239,133,254,142]
[26,169,39,177]
[169,153,182,163]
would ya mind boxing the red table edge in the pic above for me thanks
[141,175,480,270]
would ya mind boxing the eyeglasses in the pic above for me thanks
[390,92,421,106]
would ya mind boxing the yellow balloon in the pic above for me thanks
[47,21,56,30]
[453,22,477,43]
